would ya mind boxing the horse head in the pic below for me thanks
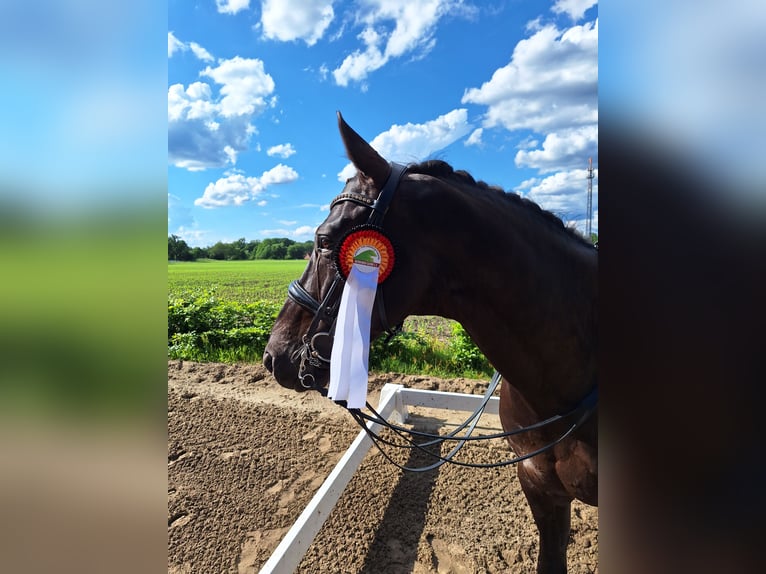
[263,113,428,391]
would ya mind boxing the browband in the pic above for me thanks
[330,162,407,226]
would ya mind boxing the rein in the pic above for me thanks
[343,375,597,472]
[286,160,598,469]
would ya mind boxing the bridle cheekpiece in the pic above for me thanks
[287,162,408,390]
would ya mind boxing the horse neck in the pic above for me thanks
[410,185,597,415]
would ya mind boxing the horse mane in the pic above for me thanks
[408,159,593,247]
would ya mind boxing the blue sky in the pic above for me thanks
[168,0,598,247]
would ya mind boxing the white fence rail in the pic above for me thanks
[258,383,500,574]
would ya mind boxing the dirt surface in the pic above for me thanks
[168,360,598,573]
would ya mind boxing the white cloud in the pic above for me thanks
[195,174,258,207]
[189,42,214,62]
[168,32,184,57]
[223,145,238,164]
[516,135,540,150]
[200,56,276,117]
[461,17,598,228]
[173,227,212,248]
[293,225,315,237]
[267,143,296,158]
[260,163,300,185]
[167,32,214,62]
[370,109,472,158]
[195,164,299,208]
[168,82,214,121]
[333,44,385,87]
[168,83,252,170]
[516,168,598,225]
[168,56,276,171]
[332,0,464,87]
[461,19,598,133]
[168,83,251,170]
[261,225,316,239]
[216,0,250,15]
[337,108,472,180]
[465,127,483,147]
[260,0,334,46]
[552,0,597,22]
[515,124,597,172]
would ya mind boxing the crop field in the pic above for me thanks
[168,259,492,377]
[168,259,307,304]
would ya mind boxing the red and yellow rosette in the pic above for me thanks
[334,226,395,284]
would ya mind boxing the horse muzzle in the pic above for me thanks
[262,337,303,390]
[263,333,333,392]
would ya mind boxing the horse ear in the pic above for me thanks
[337,111,391,188]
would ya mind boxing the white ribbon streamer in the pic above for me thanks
[328,262,379,408]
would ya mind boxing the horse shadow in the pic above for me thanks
[359,421,445,573]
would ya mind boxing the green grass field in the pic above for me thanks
[168,259,307,303]
[168,259,492,377]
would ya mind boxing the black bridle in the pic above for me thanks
[287,162,408,390]
[285,161,598,470]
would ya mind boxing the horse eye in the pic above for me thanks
[317,236,332,250]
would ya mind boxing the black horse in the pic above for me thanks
[264,113,597,573]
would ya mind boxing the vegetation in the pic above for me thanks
[369,322,493,379]
[168,260,493,378]
[170,231,597,262]
[169,259,306,303]
[168,289,279,363]
[169,235,313,261]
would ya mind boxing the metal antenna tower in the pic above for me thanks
[586,157,594,241]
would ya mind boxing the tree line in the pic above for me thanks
[169,235,313,261]
[170,231,599,261]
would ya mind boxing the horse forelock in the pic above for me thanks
[408,159,593,248]
[344,169,380,198]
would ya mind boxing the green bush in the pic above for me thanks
[167,289,279,362]
[448,322,490,372]
[167,288,493,378]
[369,323,492,378]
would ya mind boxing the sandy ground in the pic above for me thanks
[168,360,598,573]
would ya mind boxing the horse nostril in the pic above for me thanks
[263,351,273,373]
